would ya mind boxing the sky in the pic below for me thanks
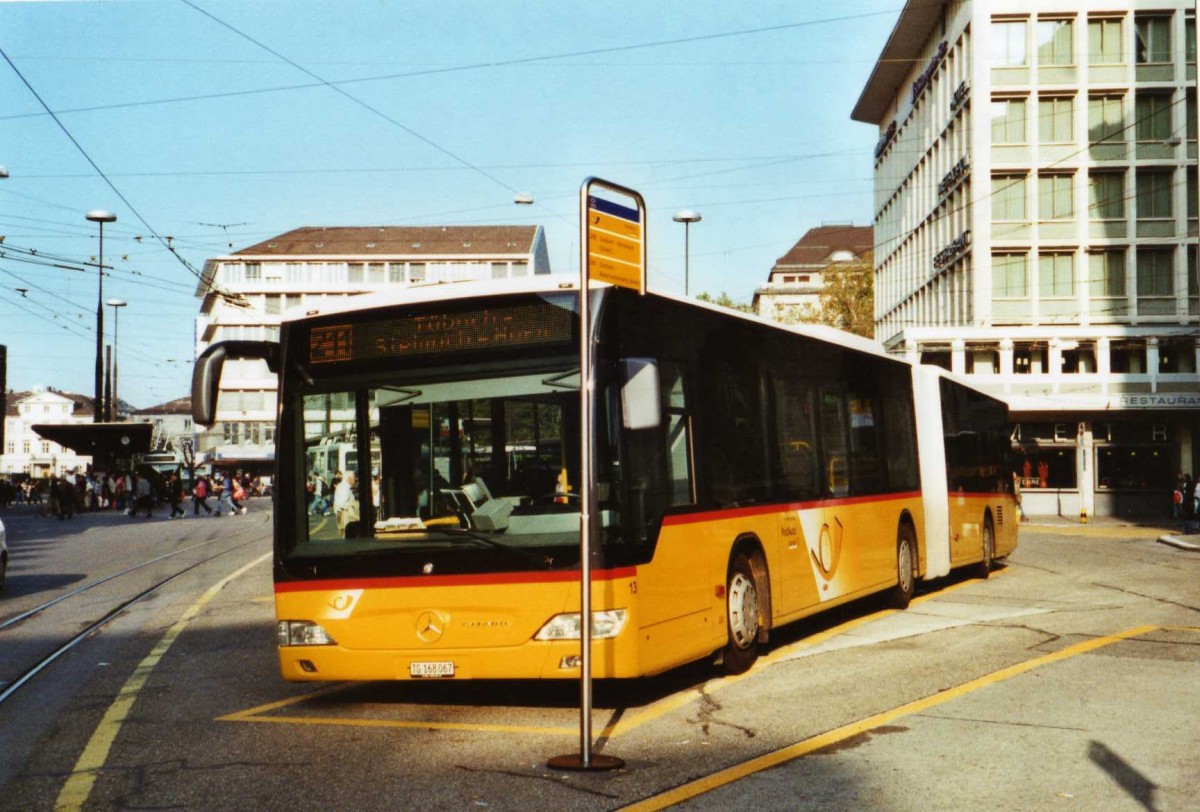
[0,0,902,409]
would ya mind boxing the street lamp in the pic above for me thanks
[107,299,127,420]
[673,209,702,296]
[86,210,116,423]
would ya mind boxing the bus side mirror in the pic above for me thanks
[620,358,661,430]
[192,340,279,428]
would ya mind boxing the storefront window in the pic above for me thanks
[1013,422,1077,489]
[1097,446,1173,490]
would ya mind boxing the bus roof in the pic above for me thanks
[283,274,898,363]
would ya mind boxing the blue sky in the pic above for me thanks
[0,0,901,408]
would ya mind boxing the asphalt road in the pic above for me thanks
[0,505,1196,811]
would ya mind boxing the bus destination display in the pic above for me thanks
[309,302,573,365]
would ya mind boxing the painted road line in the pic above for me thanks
[54,552,271,812]
[618,624,1159,812]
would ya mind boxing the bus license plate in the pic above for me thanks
[410,661,455,679]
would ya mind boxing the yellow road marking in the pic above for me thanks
[54,552,271,812]
[619,624,1161,811]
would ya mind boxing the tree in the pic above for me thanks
[695,291,754,314]
[815,260,874,338]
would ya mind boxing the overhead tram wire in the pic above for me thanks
[180,0,559,224]
[0,5,914,123]
[0,45,242,307]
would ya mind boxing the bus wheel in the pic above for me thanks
[722,554,760,675]
[974,517,994,579]
[890,525,916,609]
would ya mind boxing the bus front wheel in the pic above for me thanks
[890,526,916,609]
[974,517,994,579]
[722,553,760,675]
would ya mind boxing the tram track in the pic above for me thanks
[0,513,271,708]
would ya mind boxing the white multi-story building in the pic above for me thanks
[1,388,95,477]
[853,0,1200,518]
[753,224,873,323]
[194,225,552,472]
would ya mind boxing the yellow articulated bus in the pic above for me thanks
[193,276,1016,681]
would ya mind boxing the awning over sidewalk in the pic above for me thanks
[32,422,153,468]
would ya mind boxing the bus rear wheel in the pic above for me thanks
[890,525,916,609]
[722,553,760,675]
[974,517,994,579]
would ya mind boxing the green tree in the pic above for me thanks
[695,291,754,314]
[816,261,875,338]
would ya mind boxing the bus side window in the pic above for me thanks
[661,361,694,506]
[770,373,820,501]
[818,389,850,499]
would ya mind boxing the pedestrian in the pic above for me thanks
[193,475,213,515]
[167,471,186,518]
[214,471,235,516]
[130,472,153,518]
[309,473,329,515]
[333,471,360,537]
[1184,474,1196,521]
[230,474,247,515]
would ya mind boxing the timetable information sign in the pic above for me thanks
[586,195,644,292]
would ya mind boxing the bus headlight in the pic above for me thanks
[277,620,337,646]
[534,609,628,641]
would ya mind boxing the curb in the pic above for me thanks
[1157,535,1200,552]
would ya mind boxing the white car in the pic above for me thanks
[0,516,6,592]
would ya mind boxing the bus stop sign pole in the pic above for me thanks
[548,177,645,772]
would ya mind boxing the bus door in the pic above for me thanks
[813,387,852,601]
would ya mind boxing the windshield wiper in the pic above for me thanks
[423,527,560,569]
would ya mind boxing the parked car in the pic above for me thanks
[0,516,7,593]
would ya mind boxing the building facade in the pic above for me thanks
[753,225,874,324]
[854,0,1200,518]
[194,225,552,472]
[1,388,96,477]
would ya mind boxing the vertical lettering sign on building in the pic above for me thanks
[586,196,644,293]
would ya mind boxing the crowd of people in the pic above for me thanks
[0,468,267,520]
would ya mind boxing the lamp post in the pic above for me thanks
[86,210,116,423]
[673,209,702,296]
[107,299,127,420]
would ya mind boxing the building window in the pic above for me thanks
[1189,168,1198,219]
[41,442,50,454]
[388,263,404,283]
[1135,92,1173,142]
[409,263,426,283]
[993,252,1029,297]
[1088,17,1124,64]
[992,19,1028,66]
[22,441,29,454]
[347,263,365,283]
[991,97,1027,143]
[992,174,1027,221]
[1037,18,1074,65]
[1110,343,1145,373]
[1039,96,1074,142]
[1038,174,1074,220]
[491,262,508,279]
[1088,171,1125,219]
[1134,15,1172,64]
[1137,249,1174,296]
[1136,170,1173,218]
[1189,90,1197,140]
[1088,94,1125,143]
[1089,250,1127,297]
[264,295,281,315]
[245,263,262,282]
[1188,17,1196,64]
[1039,253,1075,297]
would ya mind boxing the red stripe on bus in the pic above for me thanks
[661,491,923,527]
[274,566,638,594]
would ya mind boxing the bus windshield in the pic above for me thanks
[291,365,602,568]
